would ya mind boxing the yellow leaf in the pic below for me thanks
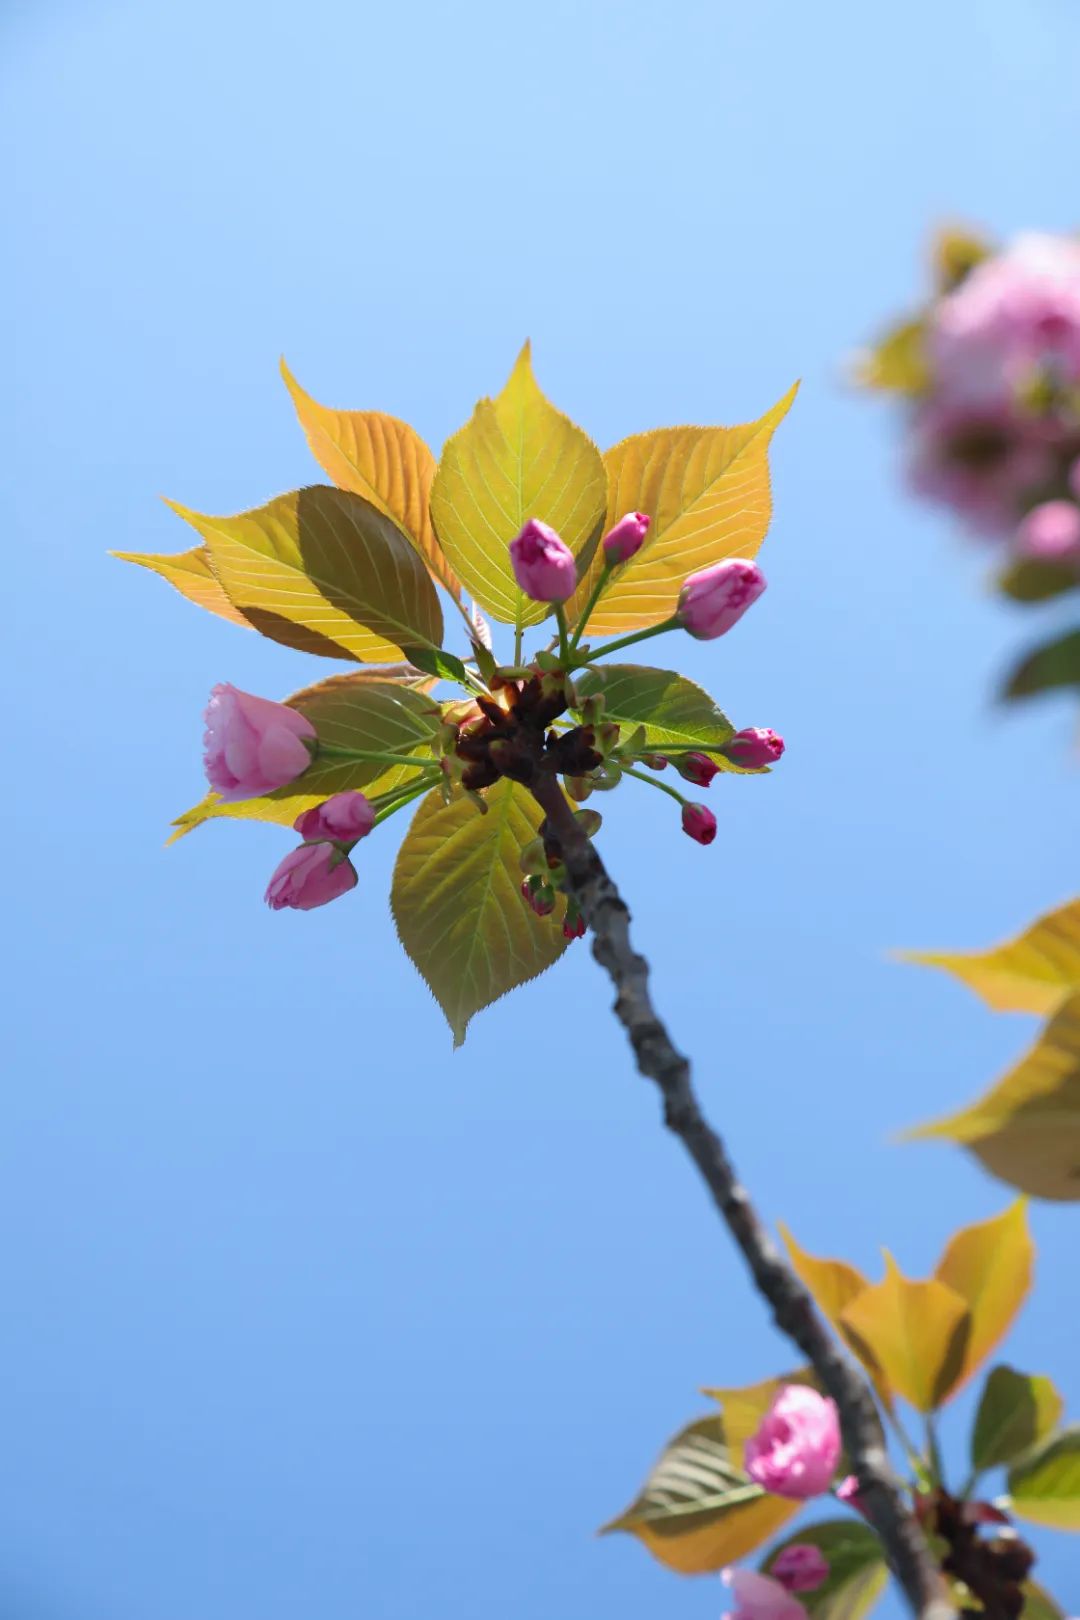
[701,1367,817,1457]
[900,897,1080,1016]
[391,780,569,1046]
[280,360,460,598]
[569,383,798,637]
[600,1414,798,1575]
[932,223,992,292]
[851,318,929,394]
[778,1225,892,1408]
[429,342,606,630]
[933,1202,1033,1398]
[838,1255,972,1412]
[908,991,1080,1201]
[1008,1426,1080,1531]
[169,675,441,840]
[168,485,443,663]
[113,544,251,627]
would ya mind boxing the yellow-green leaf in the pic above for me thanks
[572,664,766,773]
[169,485,443,663]
[280,360,460,598]
[901,898,1080,1015]
[391,779,569,1046]
[932,223,992,292]
[779,1225,892,1408]
[907,990,1080,1201]
[852,318,930,394]
[600,1414,798,1575]
[838,1255,972,1412]
[932,1201,1033,1398]
[1003,629,1080,704]
[701,1368,818,1457]
[971,1366,1064,1473]
[429,342,606,630]
[113,544,251,627]
[170,675,441,840]
[761,1520,888,1620]
[569,383,798,637]
[1020,1580,1067,1618]
[1008,1425,1080,1530]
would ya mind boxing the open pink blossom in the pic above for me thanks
[744,1385,841,1499]
[509,519,577,602]
[294,791,376,844]
[677,559,766,639]
[1014,499,1080,562]
[721,1568,808,1620]
[770,1544,829,1594]
[204,683,315,802]
[906,398,1059,536]
[265,842,357,911]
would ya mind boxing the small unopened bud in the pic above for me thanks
[509,518,577,603]
[521,876,556,917]
[574,809,603,838]
[602,510,651,565]
[595,721,621,757]
[721,727,785,770]
[642,753,668,771]
[674,751,719,787]
[677,558,766,640]
[580,693,606,725]
[681,802,717,845]
[436,721,460,756]
[565,775,595,803]
[771,1544,830,1595]
[563,904,586,941]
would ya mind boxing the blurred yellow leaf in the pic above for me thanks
[762,1520,888,1619]
[169,485,443,663]
[600,1413,798,1574]
[901,898,1080,1016]
[571,384,798,637]
[280,360,460,598]
[779,1224,892,1408]
[838,1255,972,1412]
[113,543,251,627]
[391,780,569,1046]
[932,223,992,292]
[933,1201,1033,1398]
[701,1367,817,1458]
[430,342,606,631]
[852,318,929,394]
[907,992,1080,1201]
[1008,1426,1080,1531]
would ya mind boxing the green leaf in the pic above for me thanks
[761,1520,888,1619]
[900,897,1080,1017]
[168,485,444,662]
[906,989,1080,1201]
[570,385,797,636]
[572,665,762,773]
[1020,1580,1067,1618]
[403,646,471,686]
[852,317,930,394]
[971,1367,1064,1473]
[1002,628,1080,702]
[429,342,606,632]
[112,544,251,627]
[391,779,569,1046]
[170,675,441,839]
[1008,1425,1080,1530]
[997,557,1080,605]
[600,1413,798,1575]
[280,359,461,598]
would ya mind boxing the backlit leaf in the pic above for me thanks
[933,1202,1033,1398]
[429,342,606,631]
[1020,1580,1067,1618]
[1002,629,1080,703]
[571,664,763,773]
[932,224,992,292]
[779,1225,892,1408]
[701,1368,818,1456]
[113,544,250,627]
[838,1255,972,1412]
[852,318,930,394]
[169,485,443,663]
[1008,1425,1080,1530]
[761,1520,888,1619]
[997,557,1080,605]
[907,990,1080,1201]
[280,360,460,597]
[900,897,1080,1016]
[570,383,798,636]
[170,675,441,839]
[600,1413,798,1574]
[971,1366,1063,1473]
[391,779,569,1046]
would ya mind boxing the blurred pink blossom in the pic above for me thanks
[745,1385,841,1499]
[721,1568,808,1620]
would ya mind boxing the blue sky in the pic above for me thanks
[5,1,1080,1615]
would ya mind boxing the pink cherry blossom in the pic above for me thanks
[721,1567,809,1620]
[602,510,651,565]
[677,559,766,640]
[1014,499,1080,562]
[722,728,785,769]
[509,519,577,602]
[675,751,720,787]
[744,1385,841,1499]
[906,398,1059,536]
[203,683,315,802]
[681,802,717,844]
[265,843,357,911]
[294,791,376,844]
[770,1543,829,1594]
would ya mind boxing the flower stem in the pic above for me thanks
[316,747,436,771]
[622,763,688,807]
[576,615,679,665]
[555,604,572,665]
[568,562,613,652]
[371,776,437,826]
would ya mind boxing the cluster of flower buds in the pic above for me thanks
[266,789,374,910]
[518,812,602,942]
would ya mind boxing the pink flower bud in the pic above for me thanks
[642,753,668,771]
[770,1544,829,1594]
[721,1568,809,1620]
[509,519,577,603]
[744,1385,841,1500]
[674,751,720,787]
[602,510,651,565]
[563,906,586,940]
[294,790,376,845]
[681,802,717,845]
[1014,499,1080,562]
[265,842,357,911]
[721,727,785,770]
[677,558,766,640]
[521,876,556,917]
[203,683,316,802]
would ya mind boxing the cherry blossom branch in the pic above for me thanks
[528,772,955,1620]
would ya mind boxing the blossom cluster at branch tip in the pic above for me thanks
[602,509,651,564]
[721,1567,809,1620]
[677,558,767,640]
[203,683,315,801]
[744,1384,842,1499]
[509,518,578,602]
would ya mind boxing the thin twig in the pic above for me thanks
[529,773,956,1620]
